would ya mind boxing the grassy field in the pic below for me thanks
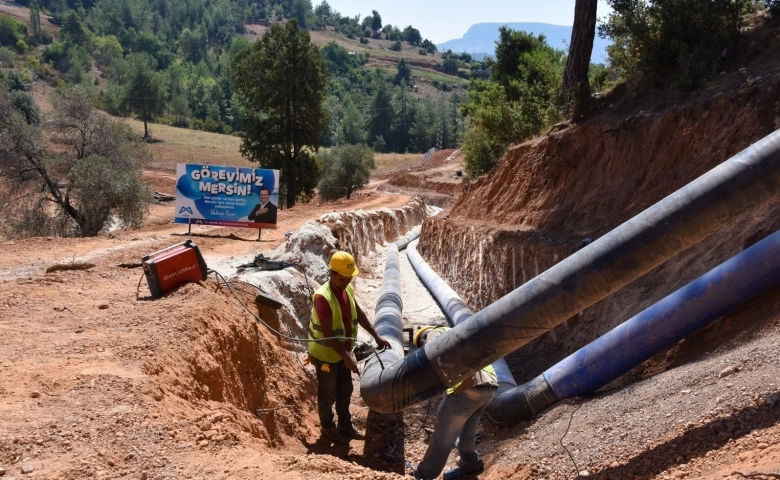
[124,119,251,173]
[373,151,423,172]
[126,117,422,175]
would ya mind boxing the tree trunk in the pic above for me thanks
[563,0,598,120]
[286,155,295,209]
[143,102,149,138]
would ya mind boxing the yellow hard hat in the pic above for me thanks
[329,251,359,277]
[413,325,435,348]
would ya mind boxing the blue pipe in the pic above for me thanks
[488,228,780,425]
[360,128,780,414]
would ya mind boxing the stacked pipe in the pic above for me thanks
[360,244,407,402]
[406,239,517,389]
[486,228,780,424]
[360,129,780,414]
[394,226,421,251]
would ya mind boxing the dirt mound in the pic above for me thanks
[140,281,318,445]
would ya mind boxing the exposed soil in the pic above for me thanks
[2,7,780,480]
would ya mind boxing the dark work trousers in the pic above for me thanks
[313,358,354,429]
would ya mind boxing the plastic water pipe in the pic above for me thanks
[360,244,406,398]
[394,226,421,251]
[485,228,780,425]
[406,239,517,388]
[360,129,780,414]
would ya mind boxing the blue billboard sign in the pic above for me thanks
[174,163,280,229]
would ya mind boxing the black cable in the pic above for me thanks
[209,269,387,368]
[210,268,410,469]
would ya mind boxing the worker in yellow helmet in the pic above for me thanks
[410,325,498,479]
[308,251,391,444]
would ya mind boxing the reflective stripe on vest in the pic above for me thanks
[308,282,358,363]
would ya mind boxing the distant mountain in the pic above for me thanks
[437,22,610,64]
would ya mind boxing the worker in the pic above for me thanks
[308,250,391,444]
[410,325,498,479]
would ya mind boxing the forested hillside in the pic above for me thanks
[0,0,478,154]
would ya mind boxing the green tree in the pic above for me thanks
[317,144,375,201]
[93,35,124,72]
[29,1,41,45]
[394,58,411,85]
[230,19,327,208]
[338,96,367,145]
[60,10,90,46]
[124,53,166,138]
[0,85,151,238]
[460,82,519,176]
[402,25,421,45]
[370,10,381,32]
[599,0,751,90]
[368,81,392,150]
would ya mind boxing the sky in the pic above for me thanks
[320,0,613,45]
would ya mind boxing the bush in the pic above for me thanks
[0,46,15,66]
[390,40,402,51]
[359,37,368,44]
[10,90,39,124]
[462,127,507,177]
[317,144,375,201]
[600,0,753,90]
[0,15,27,49]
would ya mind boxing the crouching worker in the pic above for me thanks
[308,251,391,444]
[411,326,498,479]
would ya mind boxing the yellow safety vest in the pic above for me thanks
[308,282,358,363]
[425,327,498,395]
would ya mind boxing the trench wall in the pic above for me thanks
[418,73,780,381]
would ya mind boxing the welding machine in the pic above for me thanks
[142,240,209,298]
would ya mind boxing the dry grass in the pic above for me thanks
[123,119,252,173]
[373,152,423,174]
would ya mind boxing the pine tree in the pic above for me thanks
[230,19,327,208]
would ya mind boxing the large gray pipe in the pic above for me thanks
[361,129,780,413]
[361,244,405,392]
[405,239,516,388]
[394,226,421,251]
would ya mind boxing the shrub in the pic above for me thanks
[317,144,375,201]
[390,40,402,51]
[600,0,753,90]
[0,46,15,66]
[462,127,507,177]
[10,90,38,124]
[0,15,27,49]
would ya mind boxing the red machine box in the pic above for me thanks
[142,240,208,298]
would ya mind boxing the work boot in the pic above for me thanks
[320,426,347,444]
[338,423,366,440]
[456,458,484,475]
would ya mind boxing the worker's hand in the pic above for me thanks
[375,336,391,351]
[344,352,359,375]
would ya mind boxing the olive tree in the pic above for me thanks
[0,85,151,237]
[317,144,375,201]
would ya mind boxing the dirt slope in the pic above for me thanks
[412,17,780,480]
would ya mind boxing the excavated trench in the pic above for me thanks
[418,68,780,385]
[137,200,433,451]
